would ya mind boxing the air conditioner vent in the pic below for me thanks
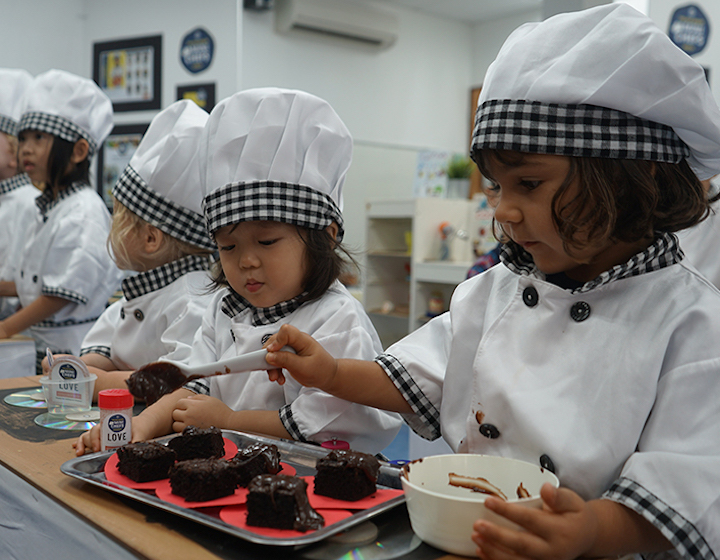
[275,0,399,49]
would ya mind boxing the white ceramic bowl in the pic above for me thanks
[400,454,559,557]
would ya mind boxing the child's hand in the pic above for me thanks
[264,324,338,390]
[472,483,597,560]
[73,424,101,456]
[171,394,231,432]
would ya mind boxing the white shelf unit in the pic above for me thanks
[364,197,478,348]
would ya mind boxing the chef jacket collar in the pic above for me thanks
[220,288,308,326]
[0,173,33,196]
[35,181,88,220]
[500,232,682,294]
[121,254,213,301]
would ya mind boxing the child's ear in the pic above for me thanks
[325,222,339,241]
[70,139,90,164]
[143,224,164,254]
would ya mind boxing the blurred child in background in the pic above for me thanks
[0,68,39,320]
[0,69,123,372]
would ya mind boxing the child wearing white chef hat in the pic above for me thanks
[0,69,40,321]
[65,99,216,400]
[75,87,400,456]
[0,69,124,373]
[263,4,720,557]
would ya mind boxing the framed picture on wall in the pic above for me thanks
[96,123,148,208]
[93,35,162,112]
[176,82,216,113]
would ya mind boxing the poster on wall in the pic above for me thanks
[93,35,162,112]
[668,5,710,56]
[412,150,451,198]
[96,124,148,208]
[180,27,215,74]
[176,83,216,113]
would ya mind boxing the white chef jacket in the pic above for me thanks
[678,203,720,289]
[0,174,40,319]
[379,234,720,559]
[184,280,402,455]
[15,182,124,357]
[80,255,214,369]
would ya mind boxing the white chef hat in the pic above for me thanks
[112,99,214,251]
[472,3,720,180]
[18,69,113,157]
[199,87,351,241]
[0,68,32,136]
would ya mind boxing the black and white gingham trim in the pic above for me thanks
[220,289,306,326]
[80,345,111,359]
[604,477,714,560]
[113,166,215,251]
[121,254,213,301]
[375,353,442,440]
[202,181,344,241]
[0,114,18,136]
[19,111,98,155]
[184,378,210,395]
[41,286,87,305]
[0,173,33,196]
[472,100,690,163]
[35,316,99,328]
[501,232,682,294]
[279,404,310,442]
[35,180,88,219]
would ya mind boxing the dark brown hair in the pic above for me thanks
[210,224,356,305]
[49,136,90,191]
[474,149,715,253]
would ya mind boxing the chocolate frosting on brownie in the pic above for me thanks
[247,474,324,531]
[167,426,224,461]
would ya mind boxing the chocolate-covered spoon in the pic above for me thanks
[126,347,294,404]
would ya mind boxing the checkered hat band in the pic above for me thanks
[203,182,344,241]
[113,166,215,251]
[0,115,18,136]
[472,100,690,163]
[18,112,97,155]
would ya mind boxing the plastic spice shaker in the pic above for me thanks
[98,389,134,451]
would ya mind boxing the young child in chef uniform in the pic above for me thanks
[0,69,40,320]
[73,99,216,399]
[0,69,124,372]
[74,88,401,456]
[263,5,720,558]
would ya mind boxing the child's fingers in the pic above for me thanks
[267,368,286,385]
[473,518,548,560]
[482,496,551,538]
[265,324,311,353]
[539,483,582,514]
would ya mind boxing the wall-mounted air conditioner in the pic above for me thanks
[274,0,399,49]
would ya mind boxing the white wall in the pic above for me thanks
[0,0,85,75]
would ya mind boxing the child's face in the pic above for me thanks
[18,129,53,185]
[215,220,307,308]
[0,133,17,181]
[487,152,635,282]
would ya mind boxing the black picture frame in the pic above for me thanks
[176,82,216,113]
[93,35,162,112]
[96,123,149,208]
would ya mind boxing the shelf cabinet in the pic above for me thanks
[363,197,491,348]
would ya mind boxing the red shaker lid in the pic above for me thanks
[98,389,134,409]
[321,438,350,450]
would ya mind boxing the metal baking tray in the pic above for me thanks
[61,430,405,547]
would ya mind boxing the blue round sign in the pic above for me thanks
[668,5,710,56]
[180,27,214,74]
